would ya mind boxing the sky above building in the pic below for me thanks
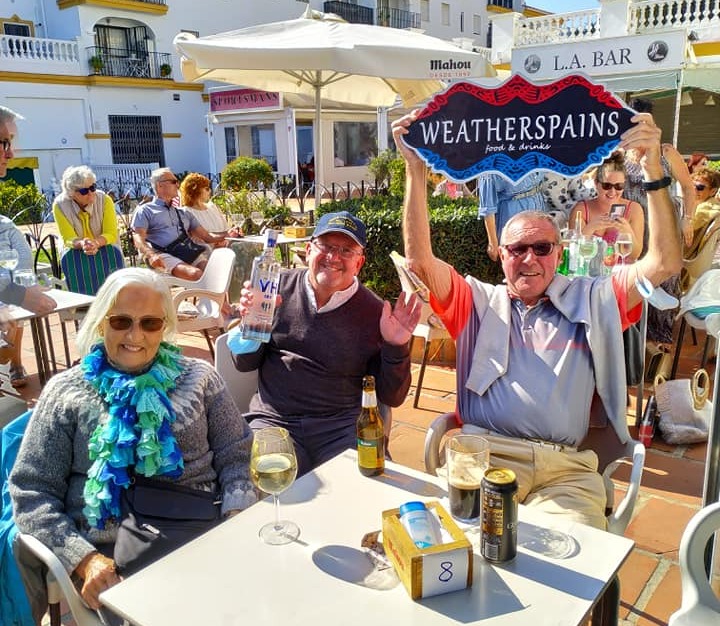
[531,0,599,12]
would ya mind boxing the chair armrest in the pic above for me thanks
[423,412,459,476]
[17,533,102,625]
[606,440,646,536]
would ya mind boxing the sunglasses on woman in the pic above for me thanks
[76,183,98,195]
[105,315,166,332]
[502,241,556,257]
[695,183,707,192]
[599,182,625,191]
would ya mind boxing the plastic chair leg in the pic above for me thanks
[670,317,687,380]
[414,338,431,409]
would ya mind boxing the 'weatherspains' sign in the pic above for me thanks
[401,74,635,183]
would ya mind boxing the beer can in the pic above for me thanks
[481,468,518,563]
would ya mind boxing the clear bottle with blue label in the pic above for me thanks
[399,501,440,549]
[241,229,281,343]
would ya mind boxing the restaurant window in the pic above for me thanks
[333,121,377,167]
[249,124,278,170]
[473,14,482,35]
[224,127,237,165]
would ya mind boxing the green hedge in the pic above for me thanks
[318,195,504,302]
[0,180,47,225]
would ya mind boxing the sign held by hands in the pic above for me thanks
[401,74,636,184]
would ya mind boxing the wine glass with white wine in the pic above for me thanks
[250,211,265,234]
[0,250,19,278]
[250,427,300,545]
[577,235,598,277]
[615,232,633,266]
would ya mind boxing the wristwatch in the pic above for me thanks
[641,176,672,191]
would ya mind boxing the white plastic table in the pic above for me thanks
[9,288,95,384]
[101,450,633,626]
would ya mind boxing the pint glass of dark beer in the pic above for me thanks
[447,434,490,522]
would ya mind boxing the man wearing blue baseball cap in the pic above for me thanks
[231,211,421,476]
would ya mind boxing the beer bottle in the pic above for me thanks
[241,229,281,343]
[357,375,385,476]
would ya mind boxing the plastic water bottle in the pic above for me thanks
[399,501,440,549]
[241,229,281,343]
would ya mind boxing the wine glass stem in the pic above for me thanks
[273,494,282,531]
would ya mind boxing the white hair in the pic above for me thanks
[150,167,174,195]
[60,165,97,195]
[76,267,177,356]
[0,105,23,125]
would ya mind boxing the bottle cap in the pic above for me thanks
[399,501,427,516]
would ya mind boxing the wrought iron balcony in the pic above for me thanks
[86,47,172,79]
[323,1,374,25]
[377,7,421,29]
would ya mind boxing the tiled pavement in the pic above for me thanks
[6,316,715,626]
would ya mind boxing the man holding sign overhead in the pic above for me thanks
[393,101,681,529]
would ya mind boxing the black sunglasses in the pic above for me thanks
[599,182,625,191]
[0,139,11,153]
[76,183,97,195]
[503,242,557,258]
[105,315,166,332]
[695,183,707,192]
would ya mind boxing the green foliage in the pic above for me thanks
[0,180,47,225]
[318,195,503,301]
[367,149,396,187]
[708,160,720,172]
[214,190,290,234]
[220,157,275,191]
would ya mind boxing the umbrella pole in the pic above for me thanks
[313,76,322,217]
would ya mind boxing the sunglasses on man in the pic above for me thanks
[76,184,97,195]
[599,182,625,191]
[502,242,557,257]
[105,315,166,332]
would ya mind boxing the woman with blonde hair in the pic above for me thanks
[569,151,645,261]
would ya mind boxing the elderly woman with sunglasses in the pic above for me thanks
[52,165,119,257]
[9,267,256,621]
[568,151,645,262]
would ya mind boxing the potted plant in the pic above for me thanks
[159,63,172,78]
[89,55,104,74]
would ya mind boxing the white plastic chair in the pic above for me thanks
[16,532,103,626]
[668,501,720,625]
[167,248,236,357]
[390,251,453,408]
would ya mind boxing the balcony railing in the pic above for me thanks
[515,9,601,46]
[323,1,374,24]
[629,0,720,32]
[86,47,172,79]
[377,7,421,29]
[1,34,80,65]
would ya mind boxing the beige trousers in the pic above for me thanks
[483,435,608,530]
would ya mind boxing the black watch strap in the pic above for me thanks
[641,176,672,191]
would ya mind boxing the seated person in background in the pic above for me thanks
[568,151,645,261]
[476,171,546,261]
[179,173,241,243]
[393,111,681,529]
[541,171,597,229]
[10,267,256,620]
[52,165,120,257]
[432,176,472,199]
[689,167,720,235]
[230,211,421,477]
[131,168,228,281]
[0,105,56,317]
[0,215,35,387]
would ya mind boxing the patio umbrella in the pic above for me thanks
[174,7,496,205]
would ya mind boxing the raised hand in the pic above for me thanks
[379,291,421,346]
